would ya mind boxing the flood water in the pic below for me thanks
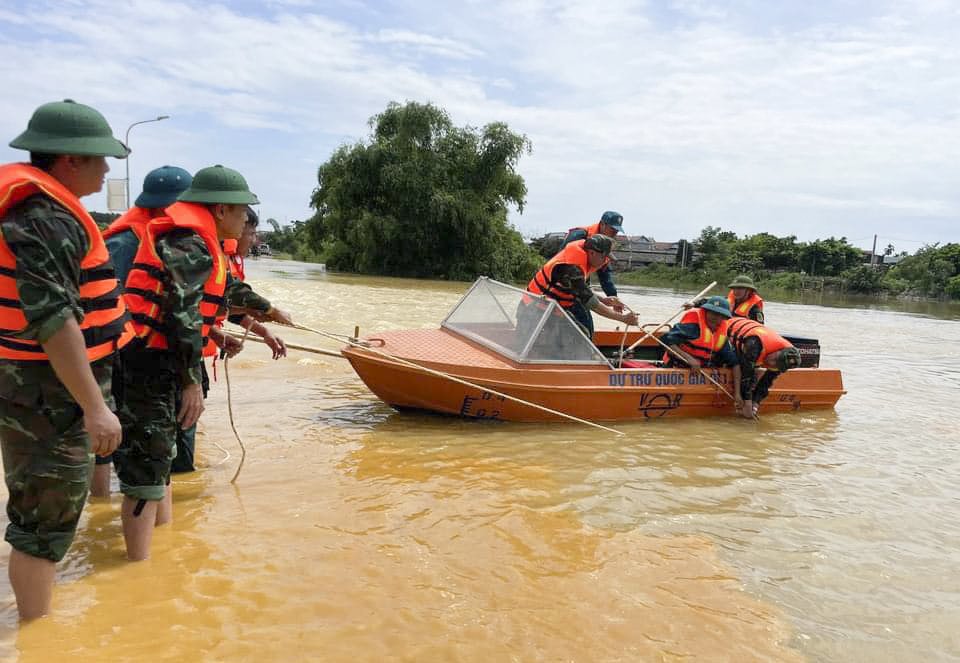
[1,258,959,662]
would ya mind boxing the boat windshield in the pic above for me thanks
[441,277,610,365]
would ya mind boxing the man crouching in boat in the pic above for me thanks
[660,296,738,370]
[525,234,637,337]
[660,297,748,413]
[727,318,801,418]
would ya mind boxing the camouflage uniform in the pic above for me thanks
[94,228,141,467]
[0,195,114,562]
[116,231,272,495]
[170,272,269,474]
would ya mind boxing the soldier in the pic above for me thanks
[525,234,637,339]
[91,165,193,497]
[726,318,801,418]
[172,206,290,475]
[116,165,288,560]
[726,275,765,322]
[560,211,626,313]
[0,99,131,619]
[660,296,738,369]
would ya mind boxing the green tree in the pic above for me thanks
[886,243,960,298]
[842,265,883,293]
[307,101,541,281]
[529,233,564,259]
[798,237,862,276]
[260,219,320,262]
[692,226,739,267]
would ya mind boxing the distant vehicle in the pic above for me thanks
[257,243,272,256]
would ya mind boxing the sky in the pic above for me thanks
[1,0,958,253]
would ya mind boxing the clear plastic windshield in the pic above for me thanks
[441,277,609,365]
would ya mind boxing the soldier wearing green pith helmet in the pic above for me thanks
[115,165,291,561]
[0,99,130,620]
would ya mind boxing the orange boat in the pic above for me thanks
[342,278,845,422]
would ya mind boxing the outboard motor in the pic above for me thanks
[782,333,820,368]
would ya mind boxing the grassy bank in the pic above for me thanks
[616,265,828,292]
[615,264,915,300]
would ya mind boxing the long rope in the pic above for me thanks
[288,322,625,436]
[227,325,253,483]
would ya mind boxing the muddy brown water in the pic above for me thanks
[1,259,958,661]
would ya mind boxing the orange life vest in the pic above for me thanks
[222,239,245,281]
[663,308,729,364]
[727,290,764,319]
[202,239,245,358]
[0,163,133,361]
[568,222,602,239]
[725,318,792,366]
[527,240,606,308]
[123,201,228,353]
[103,205,154,242]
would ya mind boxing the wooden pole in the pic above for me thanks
[620,281,716,358]
[223,329,345,359]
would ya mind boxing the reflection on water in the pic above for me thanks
[1,259,959,661]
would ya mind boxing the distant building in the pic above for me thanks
[611,235,694,269]
[860,250,904,268]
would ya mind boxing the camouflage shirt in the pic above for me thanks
[550,263,599,308]
[154,230,271,386]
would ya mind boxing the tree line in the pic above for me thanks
[599,227,960,300]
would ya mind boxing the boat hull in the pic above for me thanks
[342,329,844,423]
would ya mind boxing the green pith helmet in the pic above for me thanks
[728,274,757,290]
[776,347,802,372]
[700,295,732,318]
[9,99,129,158]
[178,165,259,205]
[584,234,613,255]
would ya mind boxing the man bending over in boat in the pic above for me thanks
[727,318,801,418]
[525,234,638,337]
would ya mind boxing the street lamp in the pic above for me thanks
[124,115,170,208]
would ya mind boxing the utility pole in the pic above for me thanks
[870,233,878,268]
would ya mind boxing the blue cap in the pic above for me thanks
[135,165,192,209]
[600,210,623,233]
[700,296,732,318]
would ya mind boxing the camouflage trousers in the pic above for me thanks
[113,348,178,501]
[0,358,114,562]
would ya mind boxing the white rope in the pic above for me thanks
[227,325,253,483]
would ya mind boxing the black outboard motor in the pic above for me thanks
[782,333,820,368]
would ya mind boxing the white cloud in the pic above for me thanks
[0,0,957,248]
[371,29,484,59]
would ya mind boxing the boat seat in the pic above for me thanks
[619,360,657,369]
